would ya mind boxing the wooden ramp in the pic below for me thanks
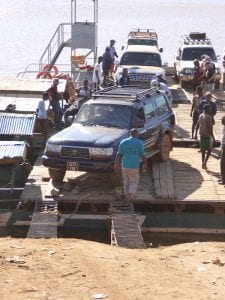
[110,197,146,249]
[27,199,58,238]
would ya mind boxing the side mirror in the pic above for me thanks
[163,61,168,68]
[216,55,221,61]
[176,55,180,60]
[135,118,145,128]
[159,48,163,53]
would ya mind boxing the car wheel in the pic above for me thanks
[158,134,171,161]
[110,170,123,187]
[48,167,66,182]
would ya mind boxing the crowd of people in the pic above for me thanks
[190,54,225,184]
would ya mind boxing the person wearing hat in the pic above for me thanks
[151,78,173,107]
[201,60,216,93]
[47,78,63,130]
[156,71,167,85]
[197,104,215,170]
[198,91,217,123]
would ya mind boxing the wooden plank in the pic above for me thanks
[159,161,169,198]
[152,161,175,199]
[165,160,175,199]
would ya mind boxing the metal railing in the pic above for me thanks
[39,23,71,71]
[17,63,71,79]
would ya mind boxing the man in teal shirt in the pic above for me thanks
[114,128,147,203]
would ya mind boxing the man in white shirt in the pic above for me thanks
[109,40,118,60]
[37,92,50,144]
[151,79,173,106]
[93,56,103,91]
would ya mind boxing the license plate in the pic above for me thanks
[67,161,79,171]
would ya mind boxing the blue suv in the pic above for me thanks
[42,86,175,182]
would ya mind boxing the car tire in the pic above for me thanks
[157,134,172,161]
[48,167,66,182]
[110,170,123,187]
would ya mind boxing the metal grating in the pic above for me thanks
[0,113,36,136]
[0,141,27,161]
[129,73,155,81]
[61,147,90,159]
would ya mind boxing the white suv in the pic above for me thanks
[127,29,163,53]
[174,32,221,89]
[115,45,164,84]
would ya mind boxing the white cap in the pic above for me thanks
[150,79,159,88]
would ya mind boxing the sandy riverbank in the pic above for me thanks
[0,238,225,300]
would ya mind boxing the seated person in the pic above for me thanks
[77,78,92,110]
[119,68,130,86]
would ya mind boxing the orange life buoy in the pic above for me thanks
[43,64,59,77]
[36,71,53,79]
[55,73,68,80]
[79,65,87,70]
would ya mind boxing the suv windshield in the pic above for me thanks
[120,52,162,67]
[128,39,158,47]
[75,103,131,129]
[181,47,217,61]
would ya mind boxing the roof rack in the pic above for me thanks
[93,85,157,102]
[128,29,158,40]
[180,32,211,46]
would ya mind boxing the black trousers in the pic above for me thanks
[220,145,225,182]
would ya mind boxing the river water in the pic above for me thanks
[1,0,225,78]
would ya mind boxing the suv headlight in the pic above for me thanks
[90,147,114,159]
[46,144,61,153]
[182,68,193,75]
